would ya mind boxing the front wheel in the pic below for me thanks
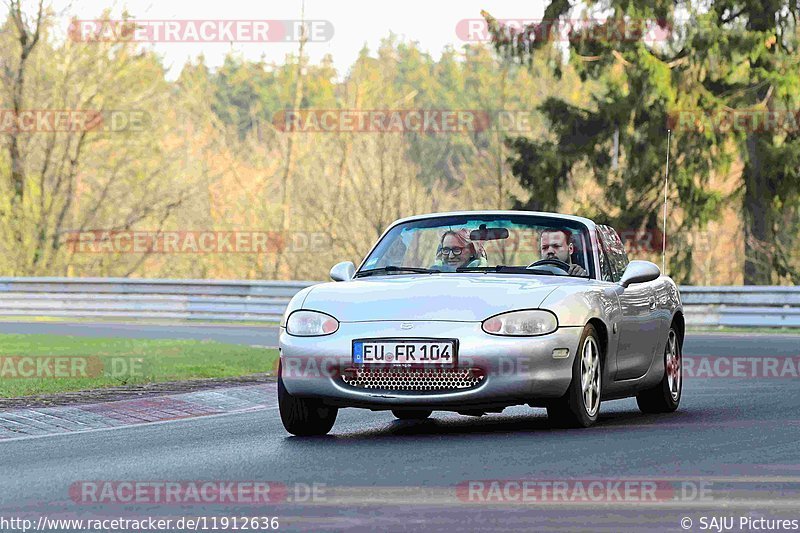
[278,362,338,436]
[636,327,682,413]
[392,409,432,420]
[546,324,602,428]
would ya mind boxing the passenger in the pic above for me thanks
[434,228,488,270]
[540,229,588,276]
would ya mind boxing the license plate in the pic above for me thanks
[352,339,456,366]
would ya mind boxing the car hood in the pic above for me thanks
[300,274,569,322]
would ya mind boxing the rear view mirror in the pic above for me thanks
[470,224,509,241]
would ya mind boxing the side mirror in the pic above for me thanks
[619,260,660,288]
[330,261,355,282]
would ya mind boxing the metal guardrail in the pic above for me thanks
[0,278,797,327]
[679,286,800,328]
[0,278,314,322]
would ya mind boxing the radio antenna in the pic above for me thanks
[662,129,671,274]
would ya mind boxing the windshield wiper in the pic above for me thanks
[456,265,560,276]
[354,266,441,278]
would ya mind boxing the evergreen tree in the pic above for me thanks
[487,1,800,284]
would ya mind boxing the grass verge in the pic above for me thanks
[0,334,279,398]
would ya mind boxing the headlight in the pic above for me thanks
[286,310,339,336]
[482,309,558,336]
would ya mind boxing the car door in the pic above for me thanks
[597,226,660,381]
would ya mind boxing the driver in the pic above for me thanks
[433,229,487,270]
[540,229,587,276]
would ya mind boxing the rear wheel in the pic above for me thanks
[546,324,602,428]
[636,327,682,413]
[392,409,432,420]
[278,362,338,436]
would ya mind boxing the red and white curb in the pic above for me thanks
[0,383,277,441]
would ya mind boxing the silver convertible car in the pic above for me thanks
[278,211,683,435]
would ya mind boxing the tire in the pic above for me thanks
[392,409,432,420]
[546,324,602,428]
[636,326,682,413]
[278,362,338,436]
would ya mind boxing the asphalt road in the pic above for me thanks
[3,320,800,356]
[1,328,799,532]
[0,321,280,346]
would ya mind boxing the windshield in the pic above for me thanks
[358,214,594,278]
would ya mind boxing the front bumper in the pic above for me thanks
[279,321,583,410]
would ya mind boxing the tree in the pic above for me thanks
[0,8,194,276]
[486,1,800,284]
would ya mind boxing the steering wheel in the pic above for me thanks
[527,258,571,273]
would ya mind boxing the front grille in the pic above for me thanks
[341,367,485,392]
